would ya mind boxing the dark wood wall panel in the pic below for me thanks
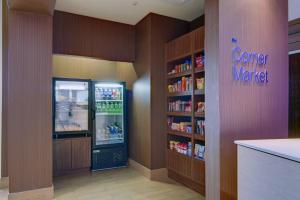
[206,0,288,199]
[205,0,221,199]
[130,13,189,170]
[71,137,91,170]
[289,53,300,138]
[7,11,53,193]
[150,14,189,170]
[53,139,72,173]
[189,15,205,31]
[194,26,205,51]
[167,150,191,177]
[53,137,91,176]
[130,16,152,168]
[165,33,191,61]
[1,0,9,178]
[7,0,56,15]
[53,11,135,62]
[289,18,300,51]
[192,159,205,185]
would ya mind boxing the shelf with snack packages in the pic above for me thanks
[195,54,205,73]
[165,27,205,195]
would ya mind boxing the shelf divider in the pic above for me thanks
[167,130,193,138]
[167,70,192,79]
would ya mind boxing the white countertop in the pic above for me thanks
[235,139,300,163]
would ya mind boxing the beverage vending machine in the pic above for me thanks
[91,82,128,170]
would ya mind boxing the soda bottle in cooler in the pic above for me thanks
[98,102,102,112]
[99,88,103,100]
[112,89,116,100]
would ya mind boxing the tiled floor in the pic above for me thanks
[0,168,204,200]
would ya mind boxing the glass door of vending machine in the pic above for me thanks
[53,78,91,136]
[92,82,127,170]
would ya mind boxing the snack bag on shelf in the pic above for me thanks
[197,102,205,113]
[182,77,186,91]
[196,55,205,68]
[189,78,193,90]
[196,78,205,90]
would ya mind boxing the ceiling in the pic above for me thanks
[55,0,205,25]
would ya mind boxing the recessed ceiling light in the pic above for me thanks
[161,0,193,5]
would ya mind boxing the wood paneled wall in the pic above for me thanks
[130,13,189,170]
[7,0,56,15]
[205,0,288,199]
[130,15,152,168]
[53,11,135,62]
[205,0,220,198]
[150,14,189,169]
[1,0,8,178]
[189,15,205,31]
[289,20,300,136]
[7,11,53,193]
[289,18,300,51]
[289,53,300,138]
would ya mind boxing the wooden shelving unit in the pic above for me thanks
[166,52,191,63]
[195,89,205,95]
[167,91,192,97]
[195,112,205,118]
[167,130,193,139]
[194,134,205,142]
[167,111,192,117]
[165,27,205,196]
[167,70,192,79]
[195,67,205,74]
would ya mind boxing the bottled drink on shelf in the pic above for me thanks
[194,144,205,160]
[168,100,192,112]
[98,102,102,112]
[103,88,107,100]
[99,88,103,100]
[196,120,205,135]
[102,102,106,112]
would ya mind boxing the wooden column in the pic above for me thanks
[1,0,9,179]
[6,0,55,199]
[205,0,288,199]
[205,0,220,199]
[131,13,189,171]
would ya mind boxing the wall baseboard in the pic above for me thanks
[128,159,175,183]
[8,186,53,200]
[128,159,151,179]
[0,177,9,189]
[151,168,173,183]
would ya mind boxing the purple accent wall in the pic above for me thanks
[206,0,289,199]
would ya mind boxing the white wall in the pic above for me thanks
[289,0,300,21]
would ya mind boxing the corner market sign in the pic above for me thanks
[231,38,269,84]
